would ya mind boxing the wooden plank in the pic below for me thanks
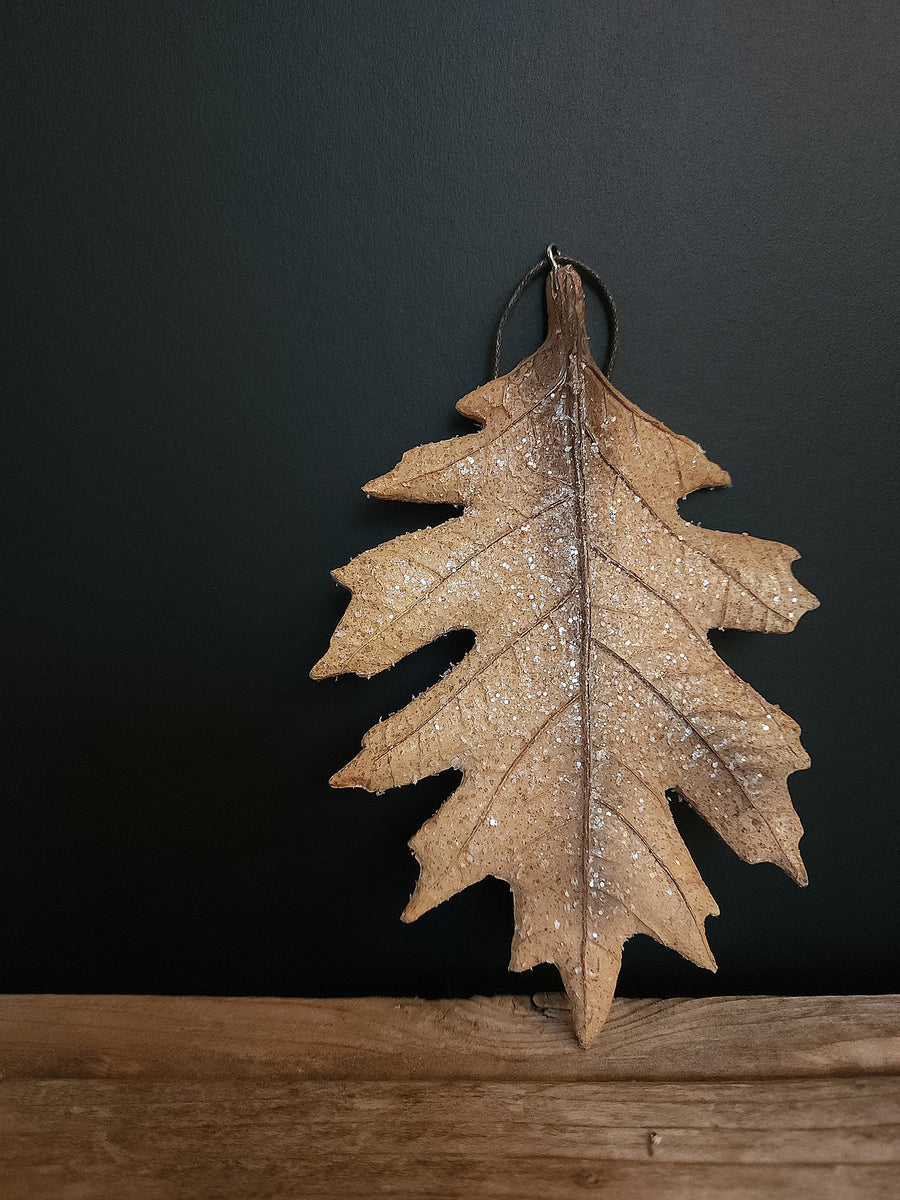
[1,992,897,1081]
[0,995,897,1198]
[0,1079,897,1198]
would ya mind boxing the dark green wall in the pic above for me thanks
[2,1,897,997]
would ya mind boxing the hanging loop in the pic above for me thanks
[491,246,619,381]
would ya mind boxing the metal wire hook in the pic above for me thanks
[491,246,619,381]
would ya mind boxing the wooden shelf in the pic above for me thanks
[1,993,898,1198]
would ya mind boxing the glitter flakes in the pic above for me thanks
[313,261,818,1049]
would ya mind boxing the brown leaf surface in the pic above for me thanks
[312,264,818,1046]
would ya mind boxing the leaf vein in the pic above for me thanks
[590,635,789,862]
[590,441,785,619]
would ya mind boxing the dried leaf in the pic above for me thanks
[312,264,818,1046]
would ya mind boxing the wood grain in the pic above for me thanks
[1,994,897,1198]
[3,992,897,1081]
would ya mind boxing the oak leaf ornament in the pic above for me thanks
[312,260,817,1046]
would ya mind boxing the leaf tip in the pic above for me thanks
[329,758,367,789]
[401,889,428,923]
[362,471,403,499]
[310,641,355,678]
[693,929,719,974]
[711,465,731,490]
[560,945,621,1049]
[777,841,808,887]
[790,858,809,888]
[361,475,387,497]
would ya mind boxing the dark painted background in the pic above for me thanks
[2,2,897,999]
